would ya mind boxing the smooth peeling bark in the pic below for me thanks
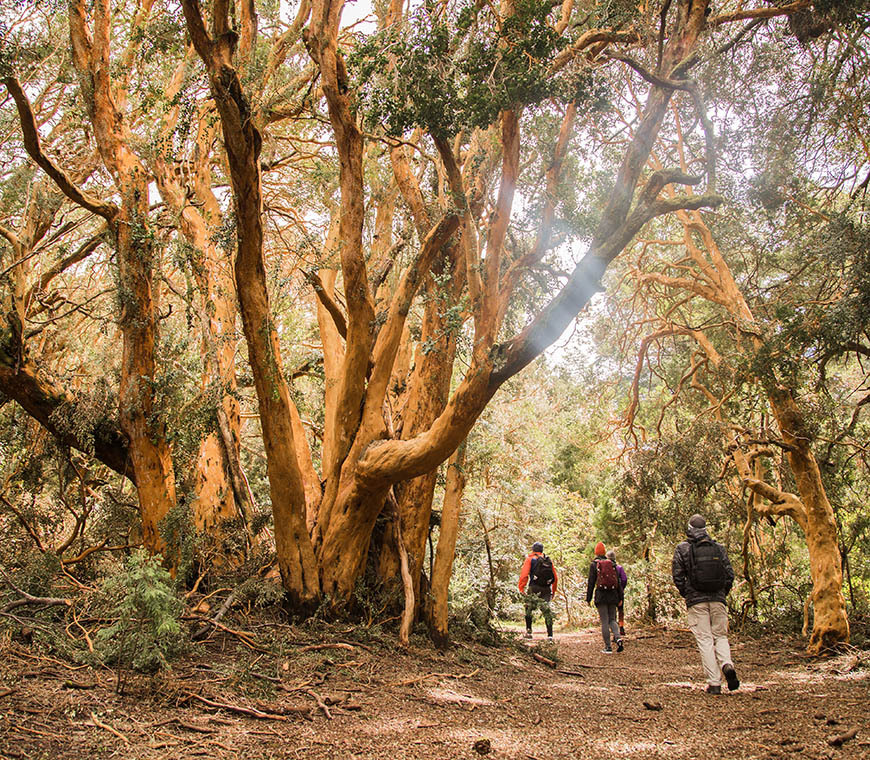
[767,389,849,652]
[193,435,237,549]
[317,477,391,600]
[237,228,318,603]
[306,69,375,556]
[428,442,466,647]
[66,0,177,554]
[393,249,465,599]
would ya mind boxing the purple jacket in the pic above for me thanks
[617,564,627,590]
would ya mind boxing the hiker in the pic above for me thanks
[606,548,628,636]
[518,541,558,640]
[672,514,740,695]
[586,542,624,653]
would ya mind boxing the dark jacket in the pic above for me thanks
[586,558,622,606]
[672,525,734,608]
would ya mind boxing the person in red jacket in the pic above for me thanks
[518,542,558,640]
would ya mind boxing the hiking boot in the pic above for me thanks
[723,664,740,691]
[524,631,533,639]
[547,635,555,642]
[705,684,722,694]
[602,648,613,654]
[616,639,624,653]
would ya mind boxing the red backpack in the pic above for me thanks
[596,558,619,590]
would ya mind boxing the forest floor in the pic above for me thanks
[0,619,868,760]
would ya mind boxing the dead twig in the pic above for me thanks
[827,728,858,747]
[388,668,481,687]
[88,711,130,745]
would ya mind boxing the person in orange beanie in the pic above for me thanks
[586,542,624,653]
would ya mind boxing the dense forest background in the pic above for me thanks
[1,0,869,677]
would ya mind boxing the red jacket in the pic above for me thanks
[518,552,558,594]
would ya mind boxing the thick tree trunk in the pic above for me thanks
[767,389,850,652]
[393,250,464,603]
[181,0,318,604]
[67,0,177,554]
[428,443,466,647]
[115,194,176,554]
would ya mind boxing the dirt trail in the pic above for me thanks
[1,625,867,759]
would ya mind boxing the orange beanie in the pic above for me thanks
[594,541,606,556]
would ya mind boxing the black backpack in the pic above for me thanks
[530,555,554,587]
[689,539,728,592]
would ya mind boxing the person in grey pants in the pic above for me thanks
[672,514,741,694]
[586,542,624,653]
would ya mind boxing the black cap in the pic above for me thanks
[532,542,544,553]
[688,514,706,529]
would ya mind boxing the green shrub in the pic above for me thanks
[95,550,188,676]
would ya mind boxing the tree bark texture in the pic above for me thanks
[428,443,467,647]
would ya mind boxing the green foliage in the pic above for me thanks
[95,550,188,673]
[348,0,606,137]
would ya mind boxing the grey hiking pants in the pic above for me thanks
[687,601,733,686]
[597,603,620,649]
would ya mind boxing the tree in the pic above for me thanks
[2,0,852,644]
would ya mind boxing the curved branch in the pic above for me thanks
[0,359,133,482]
[742,477,807,532]
[711,0,811,26]
[2,78,117,223]
[306,270,347,340]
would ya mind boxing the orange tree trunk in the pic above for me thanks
[767,388,849,652]
[114,194,176,554]
[392,250,465,602]
[180,0,318,604]
[428,443,467,647]
[67,0,177,554]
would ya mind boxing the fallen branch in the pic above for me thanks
[298,643,356,653]
[305,689,333,720]
[555,669,586,677]
[182,692,289,721]
[191,590,237,640]
[531,652,557,668]
[827,728,858,747]
[0,687,15,698]
[0,568,72,612]
[185,615,268,653]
